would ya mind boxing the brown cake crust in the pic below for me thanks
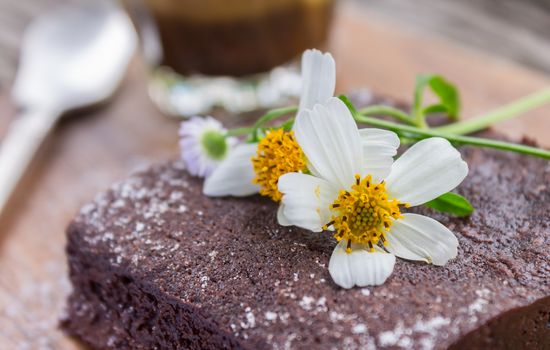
[61,135,550,349]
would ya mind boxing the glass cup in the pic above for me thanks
[122,0,335,116]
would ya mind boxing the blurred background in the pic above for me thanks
[1,0,549,349]
[1,0,550,92]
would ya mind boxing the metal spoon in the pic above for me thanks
[0,3,136,214]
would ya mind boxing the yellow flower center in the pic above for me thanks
[251,129,306,202]
[324,174,409,253]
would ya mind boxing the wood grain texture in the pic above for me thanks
[0,3,549,349]
[4,0,550,86]
[361,0,550,74]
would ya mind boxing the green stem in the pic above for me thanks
[251,106,298,141]
[358,106,416,126]
[435,87,550,135]
[355,114,550,159]
[414,112,429,129]
[226,126,253,137]
[273,117,295,131]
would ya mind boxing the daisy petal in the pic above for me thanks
[385,137,468,206]
[329,240,396,288]
[179,116,235,178]
[386,213,458,266]
[203,143,260,196]
[299,49,336,111]
[294,97,363,189]
[277,204,291,226]
[359,128,399,182]
[278,172,339,232]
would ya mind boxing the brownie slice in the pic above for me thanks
[62,141,550,349]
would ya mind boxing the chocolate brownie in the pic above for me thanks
[62,137,550,349]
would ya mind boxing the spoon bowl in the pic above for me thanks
[12,3,136,111]
[0,3,136,216]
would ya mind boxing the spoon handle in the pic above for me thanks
[0,109,59,215]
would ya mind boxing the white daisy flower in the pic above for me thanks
[203,49,336,210]
[179,116,236,178]
[278,97,468,289]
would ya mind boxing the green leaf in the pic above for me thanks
[413,74,461,124]
[422,104,447,115]
[424,192,474,217]
[428,76,460,119]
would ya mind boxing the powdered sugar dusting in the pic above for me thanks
[240,307,256,329]
[352,324,367,334]
[76,164,194,268]
[466,288,492,323]
[378,316,451,350]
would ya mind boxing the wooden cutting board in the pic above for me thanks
[0,3,549,348]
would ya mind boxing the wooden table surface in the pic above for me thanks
[363,0,550,74]
[4,0,550,84]
[0,3,549,349]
